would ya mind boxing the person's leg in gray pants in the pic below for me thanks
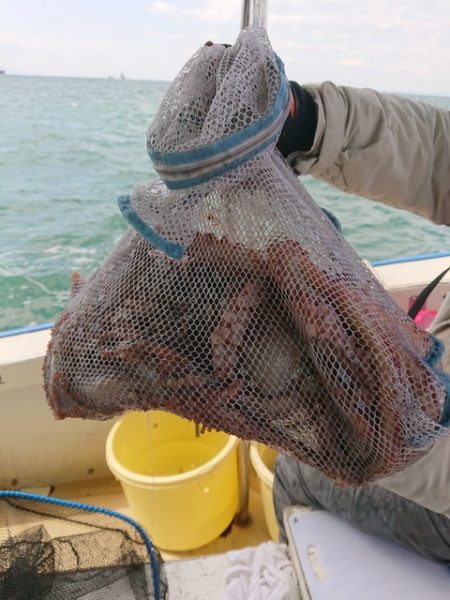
[273,454,450,563]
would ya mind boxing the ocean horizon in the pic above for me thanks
[1,74,450,332]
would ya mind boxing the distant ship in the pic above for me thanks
[120,72,126,80]
[0,70,5,75]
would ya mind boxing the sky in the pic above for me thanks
[1,0,450,95]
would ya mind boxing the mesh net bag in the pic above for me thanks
[44,27,450,486]
[0,491,167,600]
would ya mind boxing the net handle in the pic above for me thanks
[236,3,268,525]
[241,0,268,29]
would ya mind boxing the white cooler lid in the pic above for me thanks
[285,507,450,599]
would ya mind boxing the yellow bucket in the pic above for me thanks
[250,442,279,542]
[106,411,239,551]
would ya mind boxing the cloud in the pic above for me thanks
[145,28,190,41]
[340,58,364,67]
[0,33,110,54]
[269,13,313,25]
[148,1,177,14]
[182,0,240,23]
[2,0,450,93]
[147,0,241,23]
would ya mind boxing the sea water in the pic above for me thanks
[1,75,450,332]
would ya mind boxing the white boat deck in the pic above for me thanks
[165,554,231,599]
[27,474,274,599]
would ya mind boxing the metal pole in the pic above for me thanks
[241,0,251,30]
[236,440,251,526]
[241,0,268,29]
[235,0,270,528]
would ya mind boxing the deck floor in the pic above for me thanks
[18,472,277,599]
[51,470,272,562]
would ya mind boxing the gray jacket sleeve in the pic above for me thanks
[376,294,450,518]
[288,82,450,225]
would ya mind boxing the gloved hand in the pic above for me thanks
[276,81,317,158]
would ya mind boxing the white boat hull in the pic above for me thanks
[0,329,115,487]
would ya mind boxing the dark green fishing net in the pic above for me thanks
[0,492,167,600]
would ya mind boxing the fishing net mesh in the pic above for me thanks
[44,28,449,486]
[0,494,167,600]
[147,33,279,153]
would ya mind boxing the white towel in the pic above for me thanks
[223,541,298,600]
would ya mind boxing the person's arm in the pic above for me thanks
[281,82,450,225]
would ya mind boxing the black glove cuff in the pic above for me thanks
[277,82,317,158]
